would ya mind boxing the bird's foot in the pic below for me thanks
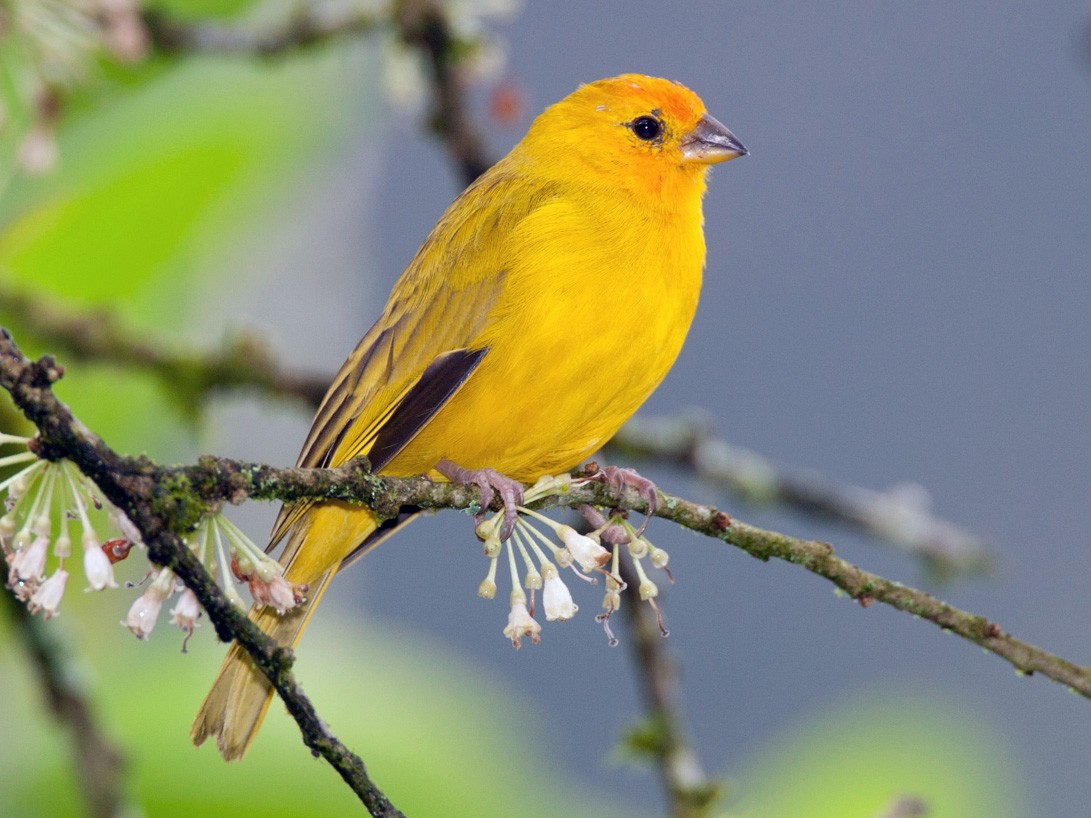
[600,465,659,534]
[437,459,524,540]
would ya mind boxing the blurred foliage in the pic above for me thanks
[0,22,372,453]
[152,0,257,19]
[0,598,637,818]
[725,691,1028,818]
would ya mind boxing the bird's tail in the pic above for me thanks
[191,503,378,761]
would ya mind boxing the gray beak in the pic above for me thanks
[680,113,748,164]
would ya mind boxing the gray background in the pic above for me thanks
[214,2,1091,815]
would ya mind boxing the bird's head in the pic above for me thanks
[518,74,747,199]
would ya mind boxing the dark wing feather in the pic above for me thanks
[268,168,560,551]
[368,347,488,471]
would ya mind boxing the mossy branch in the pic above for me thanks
[0,329,403,817]
[4,331,1091,722]
[0,284,991,580]
[608,413,990,578]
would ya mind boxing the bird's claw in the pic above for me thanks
[437,460,524,540]
[601,466,659,534]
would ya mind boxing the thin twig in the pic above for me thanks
[3,332,1090,710]
[394,0,495,185]
[618,553,722,818]
[144,0,493,187]
[143,5,384,56]
[609,413,991,577]
[1,563,130,818]
[0,286,329,412]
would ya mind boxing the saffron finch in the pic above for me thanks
[192,73,747,760]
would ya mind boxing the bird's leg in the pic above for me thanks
[436,459,524,540]
[600,465,659,535]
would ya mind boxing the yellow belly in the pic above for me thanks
[385,201,704,481]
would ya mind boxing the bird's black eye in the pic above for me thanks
[630,115,663,141]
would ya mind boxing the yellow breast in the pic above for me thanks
[385,184,706,480]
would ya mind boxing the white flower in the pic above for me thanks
[170,589,202,646]
[29,568,68,618]
[251,574,305,614]
[11,533,49,582]
[542,569,578,621]
[82,536,117,591]
[0,450,149,618]
[558,525,610,571]
[597,583,622,648]
[122,570,174,640]
[468,482,680,646]
[503,596,541,649]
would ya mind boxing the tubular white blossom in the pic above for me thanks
[542,567,578,621]
[503,596,541,648]
[12,533,49,581]
[627,536,650,559]
[558,525,610,571]
[466,475,678,644]
[482,530,502,558]
[633,555,659,600]
[29,568,68,618]
[82,533,117,591]
[478,551,499,598]
[53,532,72,559]
[170,589,201,635]
[257,575,303,614]
[122,569,175,639]
[511,526,542,589]
[478,577,497,599]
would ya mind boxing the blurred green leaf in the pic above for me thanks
[0,42,379,453]
[149,0,259,19]
[725,691,1028,818]
[0,601,640,818]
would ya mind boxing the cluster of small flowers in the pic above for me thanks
[1,433,130,618]
[122,512,305,648]
[473,475,673,648]
[0,435,304,647]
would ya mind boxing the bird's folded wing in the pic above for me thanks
[268,168,553,549]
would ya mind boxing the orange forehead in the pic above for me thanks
[575,74,706,126]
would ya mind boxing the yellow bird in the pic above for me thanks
[192,73,746,760]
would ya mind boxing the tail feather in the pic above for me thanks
[191,502,377,761]
[190,569,335,760]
